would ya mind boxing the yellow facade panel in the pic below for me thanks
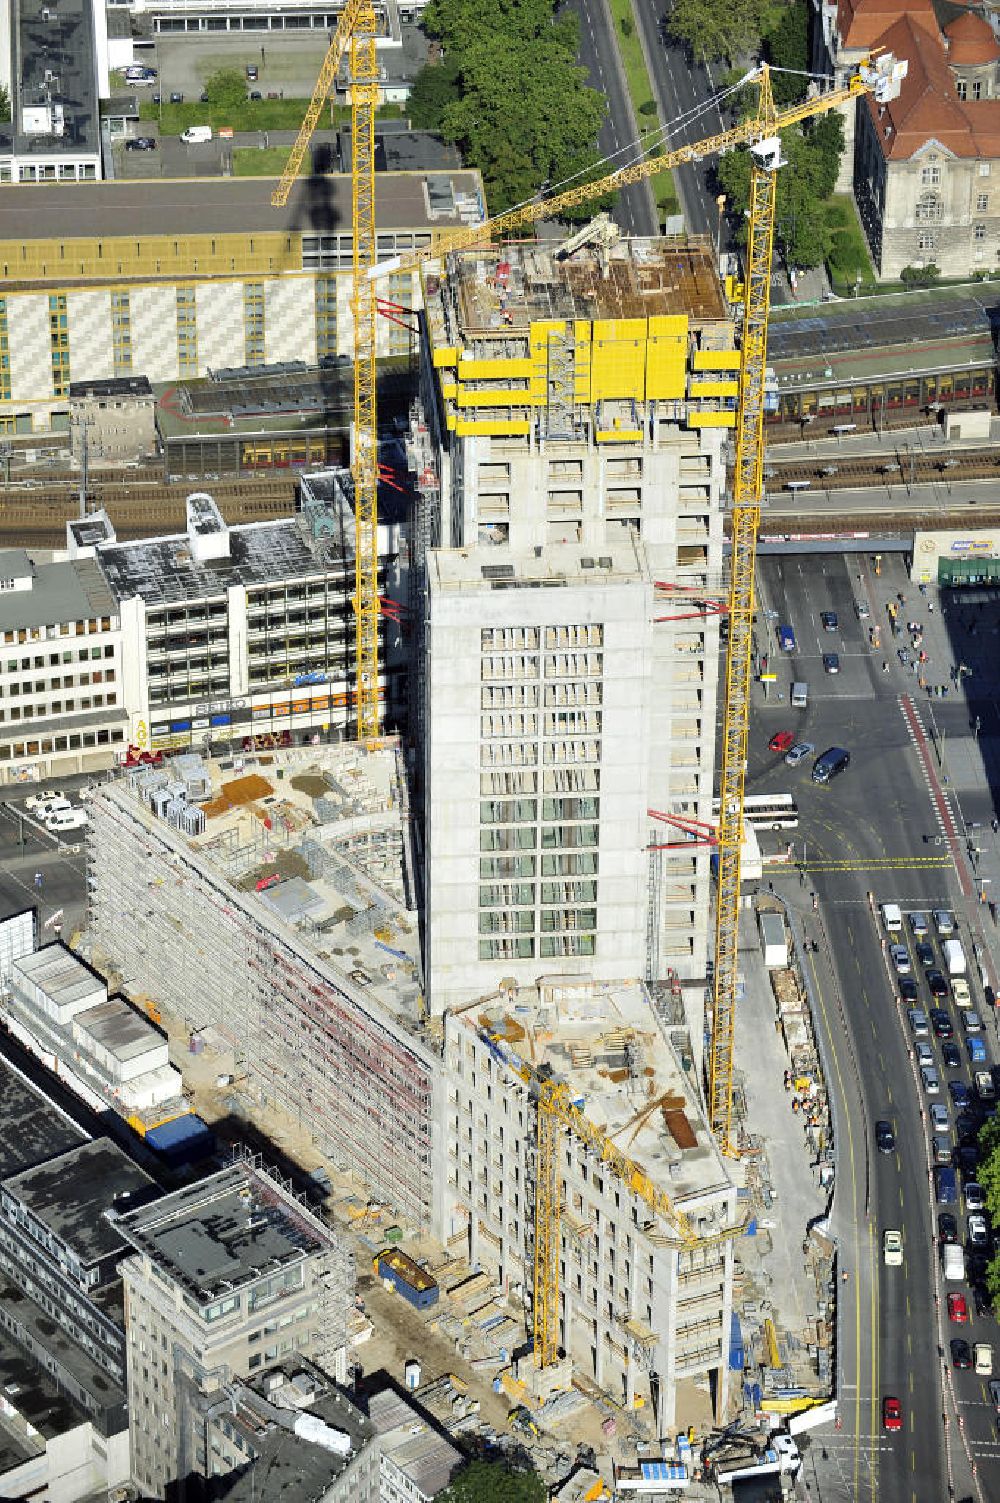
[693,349,740,371]
[648,314,689,335]
[439,379,457,399]
[592,318,647,341]
[689,379,739,397]
[688,410,736,428]
[455,418,532,436]
[596,427,643,443]
[454,388,534,408]
[458,357,533,379]
[433,346,459,368]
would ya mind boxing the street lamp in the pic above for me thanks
[715,194,726,264]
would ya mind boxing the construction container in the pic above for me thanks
[374,1249,439,1310]
[759,911,788,969]
[730,1312,746,1371]
[146,1113,214,1167]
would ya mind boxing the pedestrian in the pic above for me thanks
[928,601,935,613]
[33,871,42,890]
[992,816,998,834]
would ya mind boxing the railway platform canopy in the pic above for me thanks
[766,285,999,436]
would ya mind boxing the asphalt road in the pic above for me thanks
[567,0,658,236]
[631,0,729,241]
[747,553,1000,1501]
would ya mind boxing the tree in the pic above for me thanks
[203,68,247,112]
[0,84,10,124]
[438,1459,547,1503]
[423,0,578,55]
[764,1,809,106]
[407,57,462,131]
[666,0,769,65]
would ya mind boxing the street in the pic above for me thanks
[747,552,1000,1500]
[566,0,658,235]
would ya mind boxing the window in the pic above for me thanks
[957,80,967,101]
[978,194,989,212]
[916,193,943,224]
[981,162,991,177]
[975,223,986,241]
[244,282,265,366]
[921,164,941,186]
[974,81,982,101]
[917,231,937,251]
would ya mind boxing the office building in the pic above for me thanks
[117,1158,355,1500]
[0,0,103,187]
[367,1385,462,1502]
[0,545,127,785]
[440,976,738,1427]
[0,171,482,439]
[418,234,732,1013]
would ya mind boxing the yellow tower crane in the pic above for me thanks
[272,0,381,742]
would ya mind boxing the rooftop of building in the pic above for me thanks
[456,977,736,1215]
[74,994,166,1068]
[0,1339,86,1452]
[0,1280,126,1433]
[14,942,105,1014]
[768,285,1000,388]
[116,1162,332,1305]
[337,125,463,175]
[216,1360,375,1502]
[945,8,1000,65]
[425,234,726,344]
[428,534,649,593]
[0,552,117,633]
[95,489,356,607]
[0,171,484,244]
[836,0,938,52]
[117,741,422,1033]
[69,375,153,402]
[0,1055,87,1182]
[4,0,99,159]
[366,1385,462,1497]
[1,1138,158,1270]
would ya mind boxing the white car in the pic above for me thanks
[25,788,67,812]
[952,978,971,1008]
[934,910,956,936]
[963,1011,983,1034]
[915,1041,934,1067]
[784,741,815,767]
[921,1065,940,1095]
[968,1212,989,1248]
[930,1102,950,1131]
[890,945,912,975]
[976,1343,994,1377]
[883,1229,903,1266]
[966,1182,985,1212]
[33,797,71,822]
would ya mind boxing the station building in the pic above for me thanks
[0,169,483,438]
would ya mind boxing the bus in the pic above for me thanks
[712,793,800,831]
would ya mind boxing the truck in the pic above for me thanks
[942,1243,965,1280]
[975,1070,996,1102]
[968,1035,987,1067]
[759,911,788,969]
[943,938,967,977]
[881,902,903,933]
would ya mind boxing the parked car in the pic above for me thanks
[784,741,814,767]
[948,1292,969,1322]
[916,1041,934,1066]
[908,1008,929,1036]
[934,910,956,936]
[768,730,794,753]
[921,1064,941,1094]
[949,1080,972,1110]
[246,63,259,80]
[963,1010,983,1033]
[898,977,918,1004]
[966,1182,985,1212]
[939,1212,959,1244]
[951,1339,973,1369]
[169,90,184,103]
[930,1103,950,1131]
[932,1135,953,1165]
[25,788,67,811]
[125,136,157,150]
[969,1212,990,1248]
[942,1041,961,1070]
[45,808,88,834]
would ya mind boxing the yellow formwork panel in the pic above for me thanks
[446,412,457,431]
[596,427,643,443]
[455,417,532,436]
[689,379,739,397]
[433,346,459,368]
[439,378,457,399]
[590,318,647,403]
[693,349,740,371]
[647,313,688,400]
[688,410,737,428]
[454,388,541,407]
[458,357,533,379]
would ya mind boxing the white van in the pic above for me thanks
[942,938,967,977]
[882,902,903,933]
[791,682,808,709]
[181,125,213,144]
[45,808,88,833]
[942,1243,965,1281]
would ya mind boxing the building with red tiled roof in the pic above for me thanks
[814,0,1000,276]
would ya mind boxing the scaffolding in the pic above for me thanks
[87,781,437,1230]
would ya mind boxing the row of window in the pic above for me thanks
[0,692,117,721]
[0,619,112,644]
[5,669,114,694]
[480,851,599,878]
[4,645,114,672]
[479,934,596,958]
[0,727,124,760]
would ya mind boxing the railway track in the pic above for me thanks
[764,444,1000,493]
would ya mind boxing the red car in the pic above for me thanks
[948,1293,969,1323]
[882,1396,902,1433]
[768,731,795,754]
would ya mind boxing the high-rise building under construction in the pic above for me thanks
[415,232,737,1018]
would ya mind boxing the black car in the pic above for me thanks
[822,652,840,674]
[968,1251,990,1282]
[939,1211,959,1244]
[899,977,919,1004]
[125,136,156,151]
[950,1080,973,1109]
[169,91,184,103]
[973,1284,993,1318]
[957,1113,980,1148]
[876,1120,896,1154]
[956,1146,980,1177]
[916,941,935,970]
[951,1338,973,1369]
[931,1008,954,1039]
[928,970,949,999]
[821,611,838,631]
[942,1041,961,1070]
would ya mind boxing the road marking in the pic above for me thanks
[803,857,953,871]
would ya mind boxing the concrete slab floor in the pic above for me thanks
[734,943,829,1351]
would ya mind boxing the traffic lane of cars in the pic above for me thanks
[894,908,999,1426]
